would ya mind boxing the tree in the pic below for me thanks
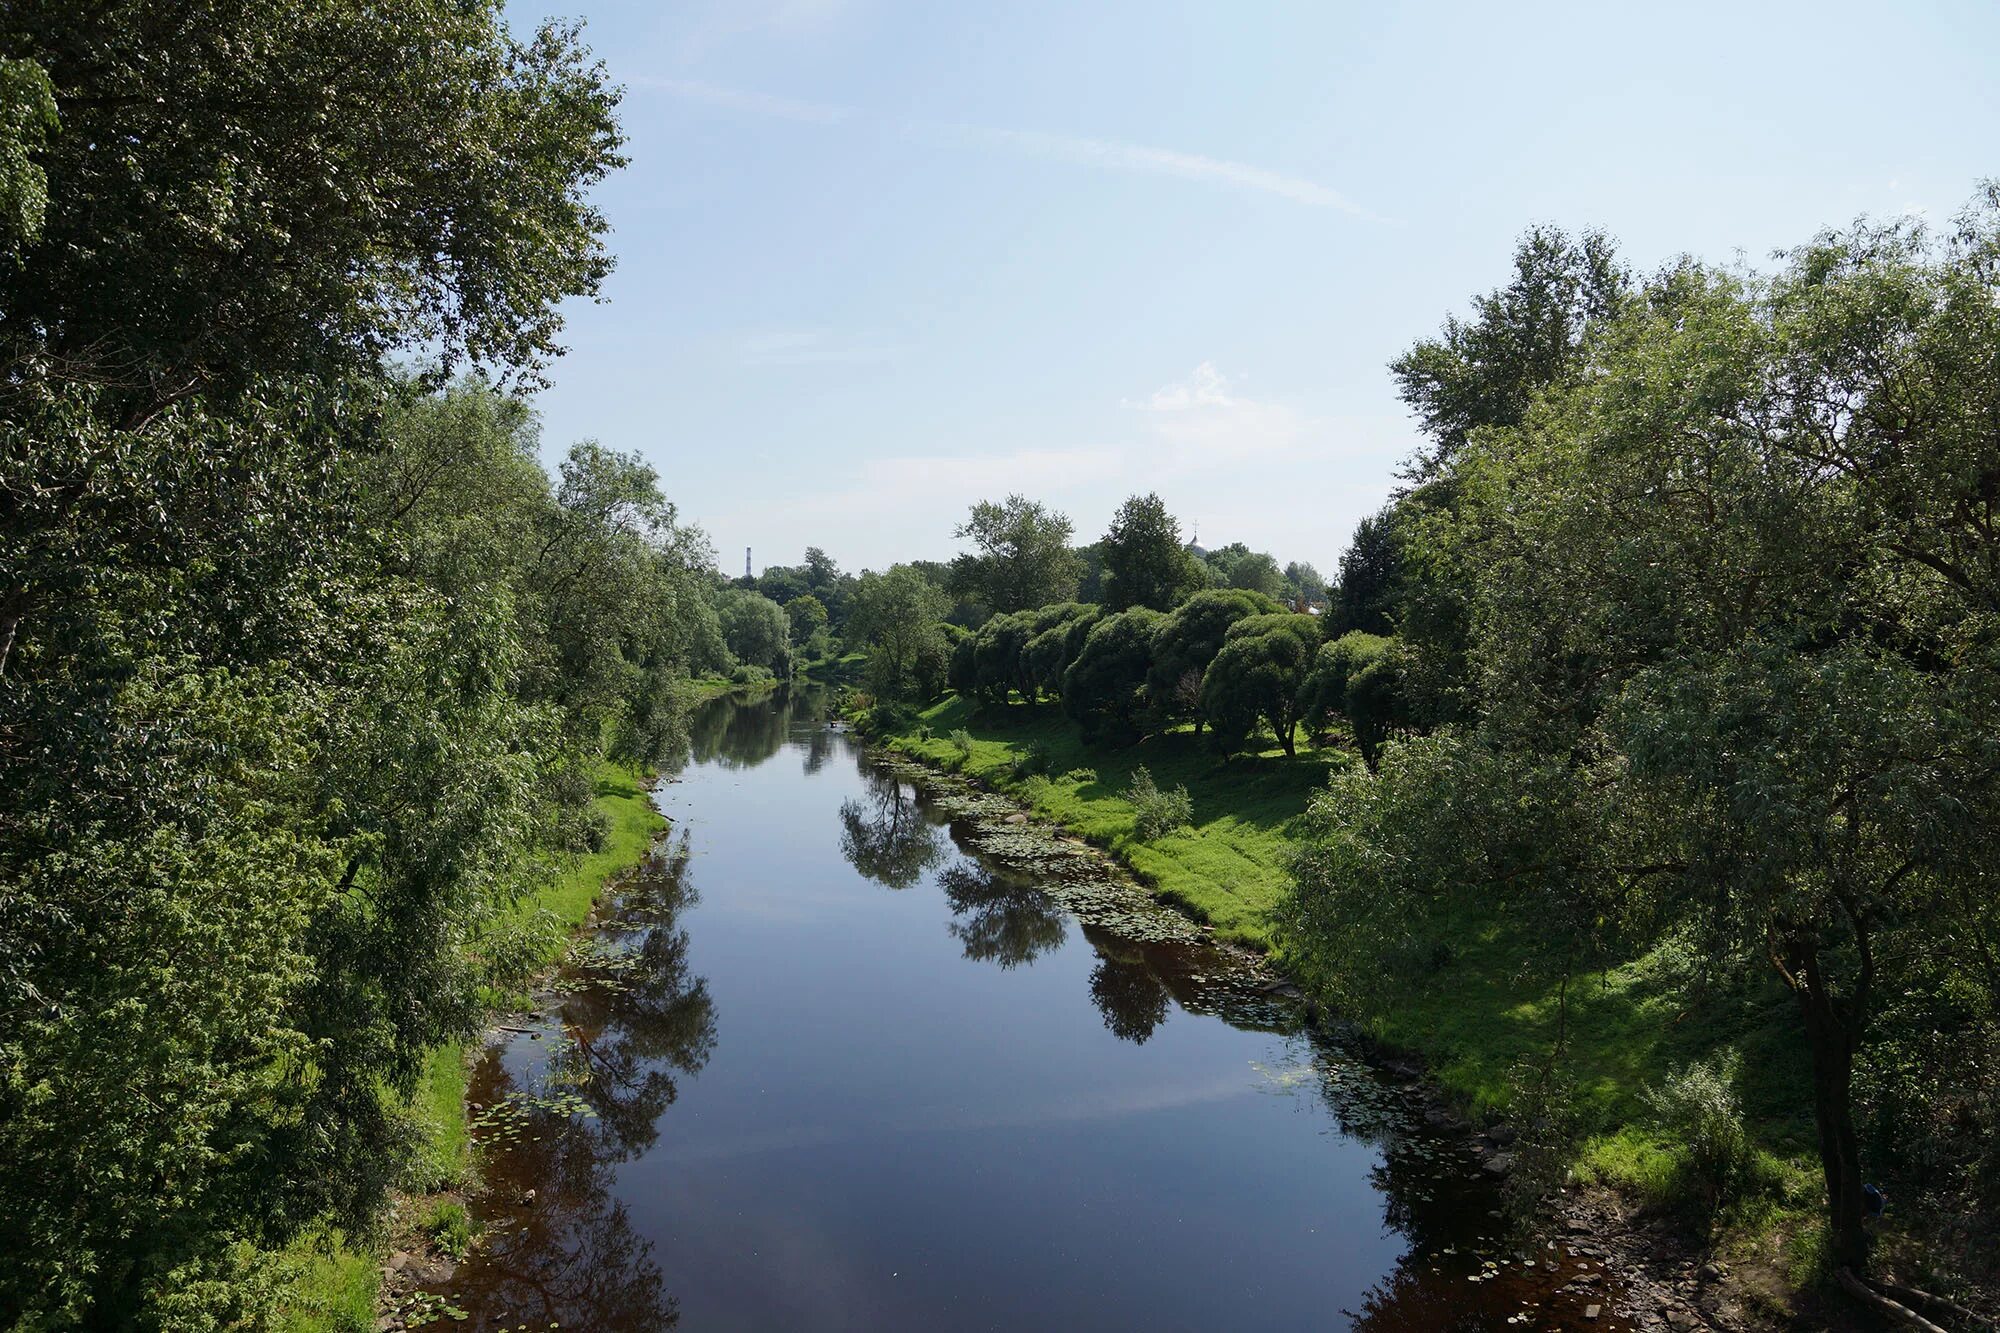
[1227,551,1286,600]
[1198,614,1319,757]
[785,594,830,651]
[1283,561,1326,609]
[850,565,950,702]
[0,3,630,1319]
[1061,608,1166,743]
[1298,630,1390,745]
[1101,493,1204,611]
[714,589,791,675]
[1022,603,1101,699]
[2,0,623,410]
[971,611,1035,704]
[1327,508,1402,637]
[1390,224,1625,480]
[1146,589,1282,736]
[949,495,1083,612]
[1290,198,2000,1286]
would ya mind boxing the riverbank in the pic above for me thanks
[861,693,1838,1329]
[281,760,667,1332]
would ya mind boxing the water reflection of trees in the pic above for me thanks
[937,862,1067,968]
[681,685,831,771]
[837,768,945,889]
[1084,938,1171,1043]
[428,832,717,1332]
[550,832,717,1156]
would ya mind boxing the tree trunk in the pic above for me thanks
[1787,933,1869,1272]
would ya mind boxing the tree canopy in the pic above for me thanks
[1100,493,1204,611]
[949,495,1084,613]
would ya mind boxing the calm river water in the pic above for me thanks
[420,687,1631,1332]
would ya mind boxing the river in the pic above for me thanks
[416,686,1632,1331]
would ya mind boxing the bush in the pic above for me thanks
[1011,741,1054,779]
[948,728,975,764]
[914,723,932,741]
[1644,1055,1753,1216]
[420,1198,475,1261]
[729,662,775,685]
[1125,765,1193,840]
[1063,767,1098,785]
[867,701,917,733]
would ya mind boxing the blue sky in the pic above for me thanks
[520,0,1998,577]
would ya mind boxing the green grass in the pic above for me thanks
[273,1227,378,1333]
[280,759,666,1330]
[881,694,1344,948]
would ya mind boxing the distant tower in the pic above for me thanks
[745,547,752,580]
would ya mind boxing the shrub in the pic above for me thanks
[867,701,916,733]
[1644,1055,1753,1216]
[420,1199,475,1261]
[1063,766,1098,785]
[729,662,775,685]
[1011,741,1054,779]
[948,728,975,764]
[914,723,932,741]
[1126,765,1193,840]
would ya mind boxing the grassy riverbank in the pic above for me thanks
[867,693,1827,1287]
[282,760,666,1331]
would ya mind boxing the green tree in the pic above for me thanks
[1326,508,1402,637]
[971,611,1036,704]
[949,495,1083,612]
[1390,224,1625,480]
[1101,493,1204,611]
[1227,551,1286,600]
[785,593,830,651]
[1022,603,1101,699]
[0,2,632,1317]
[1146,589,1282,736]
[715,589,792,675]
[1061,608,1166,743]
[0,57,56,248]
[1282,560,1326,608]
[851,565,950,702]
[1298,631,1390,742]
[1291,198,2000,1283]
[1199,614,1319,757]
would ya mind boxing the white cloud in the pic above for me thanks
[632,76,853,125]
[1126,363,1312,468]
[968,128,1374,216]
[1127,360,1239,412]
[631,79,1374,215]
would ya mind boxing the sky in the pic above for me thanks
[513,0,2000,578]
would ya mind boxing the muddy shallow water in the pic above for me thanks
[414,687,1632,1331]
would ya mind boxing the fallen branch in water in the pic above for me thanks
[1837,1269,1953,1333]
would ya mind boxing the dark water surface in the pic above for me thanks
[422,688,1631,1332]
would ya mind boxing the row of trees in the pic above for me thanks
[0,5,722,1327]
[841,486,1395,763]
[940,492,1328,620]
[1286,205,2000,1288]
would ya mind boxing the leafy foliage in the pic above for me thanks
[1061,607,1166,743]
[1100,493,1204,611]
[949,495,1083,613]
[1125,766,1194,840]
[1198,613,1319,757]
